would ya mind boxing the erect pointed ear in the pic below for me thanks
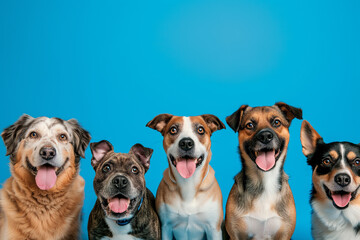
[200,114,226,134]
[275,102,303,124]
[146,114,173,135]
[66,119,91,159]
[226,105,249,133]
[300,120,323,157]
[1,114,34,156]
[129,143,153,173]
[90,140,113,169]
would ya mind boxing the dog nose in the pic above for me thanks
[179,138,194,151]
[39,147,56,160]
[335,173,351,187]
[256,130,274,144]
[112,176,128,189]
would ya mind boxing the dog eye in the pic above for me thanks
[29,131,38,139]
[132,167,139,174]
[59,134,67,141]
[273,119,282,127]
[197,127,205,135]
[102,164,111,173]
[246,122,254,130]
[322,158,331,165]
[354,158,360,167]
[169,126,178,135]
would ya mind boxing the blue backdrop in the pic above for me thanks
[0,1,359,239]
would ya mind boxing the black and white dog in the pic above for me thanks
[301,120,360,239]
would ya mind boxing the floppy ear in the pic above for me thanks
[300,120,323,157]
[90,140,114,169]
[67,119,91,159]
[200,114,226,134]
[129,143,153,173]
[275,102,303,124]
[1,114,34,156]
[146,114,173,135]
[226,105,249,133]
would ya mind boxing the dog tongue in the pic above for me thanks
[332,192,352,208]
[176,158,196,178]
[35,165,57,190]
[255,150,276,171]
[108,198,130,213]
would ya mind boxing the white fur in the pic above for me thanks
[312,200,360,240]
[159,198,221,240]
[101,218,141,240]
[21,117,75,169]
[160,117,222,240]
[243,155,285,239]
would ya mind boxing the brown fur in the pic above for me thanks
[0,142,84,240]
[225,103,302,240]
[0,115,91,240]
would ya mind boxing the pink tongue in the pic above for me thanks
[255,150,276,171]
[176,159,196,178]
[108,198,130,213]
[332,193,351,208]
[35,165,57,190]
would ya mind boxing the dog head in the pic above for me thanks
[90,140,153,220]
[146,114,225,179]
[226,102,302,172]
[301,120,360,209]
[1,114,91,191]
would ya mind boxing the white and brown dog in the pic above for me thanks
[0,114,91,240]
[146,114,225,240]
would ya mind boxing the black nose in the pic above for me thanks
[335,173,351,187]
[256,130,274,144]
[179,137,194,151]
[39,147,56,160]
[112,176,128,189]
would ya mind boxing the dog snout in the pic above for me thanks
[334,173,351,187]
[112,175,128,189]
[39,147,56,160]
[179,137,194,151]
[256,130,274,144]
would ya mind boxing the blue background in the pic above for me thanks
[0,1,359,239]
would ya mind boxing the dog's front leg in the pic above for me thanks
[161,223,174,240]
[205,227,222,240]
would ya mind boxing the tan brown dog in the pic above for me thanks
[146,114,225,240]
[0,114,91,240]
[225,102,302,240]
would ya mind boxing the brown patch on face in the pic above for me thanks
[329,150,339,160]
[190,116,212,151]
[12,139,78,193]
[162,116,184,152]
[237,107,290,157]
[347,151,357,161]
[312,166,333,203]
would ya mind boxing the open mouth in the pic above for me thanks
[169,154,204,179]
[323,184,359,209]
[253,149,280,172]
[101,193,137,215]
[26,157,69,191]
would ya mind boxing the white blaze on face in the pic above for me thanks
[166,117,208,179]
[21,118,73,190]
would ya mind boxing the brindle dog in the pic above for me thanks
[88,140,160,240]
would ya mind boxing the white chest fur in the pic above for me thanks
[243,159,284,239]
[101,218,141,240]
[159,196,221,240]
[312,200,360,240]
